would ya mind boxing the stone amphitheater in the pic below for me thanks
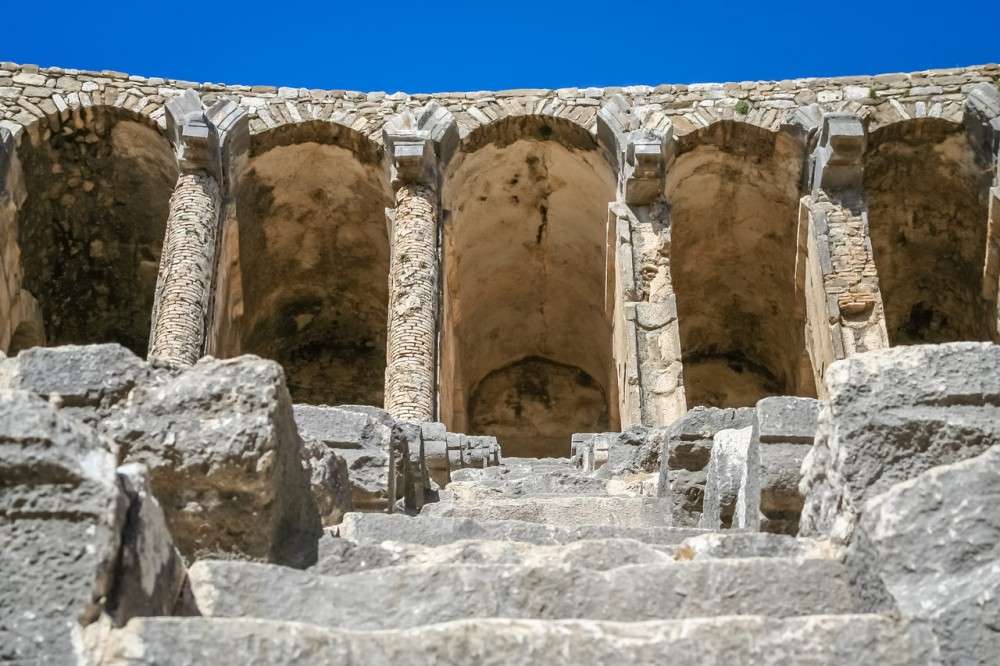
[1,59,999,664]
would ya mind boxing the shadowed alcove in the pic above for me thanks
[668,121,816,408]
[865,118,995,345]
[221,121,392,406]
[440,116,618,457]
[10,106,177,355]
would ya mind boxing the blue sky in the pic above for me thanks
[2,1,997,93]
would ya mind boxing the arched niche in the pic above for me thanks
[221,120,392,406]
[440,115,618,457]
[10,105,177,356]
[668,121,815,408]
[865,118,994,344]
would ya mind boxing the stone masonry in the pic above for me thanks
[1,61,1000,663]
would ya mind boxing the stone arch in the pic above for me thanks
[865,117,995,344]
[9,104,177,355]
[218,120,393,406]
[440,115,619,457]
[668,120,816,408]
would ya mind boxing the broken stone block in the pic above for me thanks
[301,441,353,526]
[110,463,187,624]
[755,396,820,535]
[853,444,1000,665]
[698,426,759,530]
[420,421,449,486]
[294,403,390,451]
[104,356,322,567]
[657,406,756,525]
[800,342,1000,542]
[0,343,157,427]
[0,390,126,663]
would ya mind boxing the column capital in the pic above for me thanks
[965,83,1000,183]
[597,95,673,205]
[383,102,458,189]
[811,112,866,194]
[165,91,249,185]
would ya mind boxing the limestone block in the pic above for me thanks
[0,390,126,663]
[698,426,759,530]
[0,343,156,427]
[755,396,820,534]
[676,532,838,561]
[100,615,941,666]
[110,463,187,624]
[657,406,757,526]
[184,557,858,629]
[294,403,391,450]
[103,356,322,567]
[301,442,353,526]
[854,444,1000,665]
[800,343,1000,542]
[423,495,673,528]
[755,396,820,443]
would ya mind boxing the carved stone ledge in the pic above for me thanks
[383,102,458,188]
[811,112,866,194]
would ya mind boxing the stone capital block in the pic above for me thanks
[597,95,673,205]
[811,113,866,194]
[964,82,1000,180]
[383,102,458,188]
[165,90,249,183]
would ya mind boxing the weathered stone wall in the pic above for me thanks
[1,60,998,454]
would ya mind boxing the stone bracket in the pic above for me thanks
[811,112,866,194]
[383,102,459,189]
[964,83,1000,185]
[598,95,672,206]
[166,91,249,186]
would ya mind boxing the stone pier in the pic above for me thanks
[147,91,247,366]
[797,112,888,396]
[382,104,458,422]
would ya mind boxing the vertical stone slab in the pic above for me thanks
[599,97,684,427]
[798,113,888,396]
[699,426,758,531]
[383,103,457,422]
[0,125,40,353]
[148,92,248,366]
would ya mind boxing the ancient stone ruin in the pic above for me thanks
[1,59,999,664]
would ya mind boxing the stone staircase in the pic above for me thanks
[101,454,938,665]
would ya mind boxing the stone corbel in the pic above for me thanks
[166,90,221,178]
[811,113,866,195]
[964,83,1000,182]
[383,102,458,189]
[597,96,672,205]
[205,99,250,196]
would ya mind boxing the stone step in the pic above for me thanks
[337,512,710,547]
[186,558,862,630]
[313,534,676,577]
[676,532,840,561]
[443,472,612,501]
[422,495,672,527]
[101,615,938,665]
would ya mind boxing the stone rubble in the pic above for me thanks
[0,341,998,664]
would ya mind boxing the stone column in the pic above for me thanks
[965,84,1000,340]
[148,92,247,366]
[797,113,888,396]
[382,104,458,422]
[599,97,685,428]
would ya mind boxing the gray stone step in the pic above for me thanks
[186,558,862,630]
[337,512,710,547]
[313,534,676,577]
[443,472,612,501]
[422,495,672,527]
[101,615,939,665]
[676,532,840,561]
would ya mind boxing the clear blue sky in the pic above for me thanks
[2,1,997,93]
